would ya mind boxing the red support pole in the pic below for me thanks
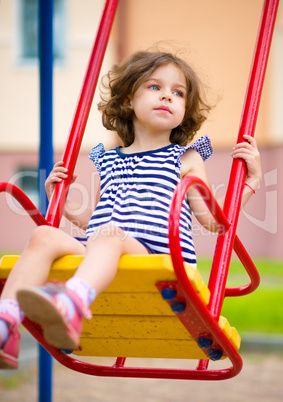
[207,0,279,318]
[45,0,119,227]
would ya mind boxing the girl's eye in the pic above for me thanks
[149,85,159,91]
[173,90,183,97]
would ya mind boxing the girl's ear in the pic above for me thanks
[124,96,132,108]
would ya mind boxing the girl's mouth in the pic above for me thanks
[154,106,172,114]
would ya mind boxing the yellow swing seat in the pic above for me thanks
[0,253,240,360]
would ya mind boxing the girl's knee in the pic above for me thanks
[87,224,126,246]
[28,225,60,249]
[86,224,147,255]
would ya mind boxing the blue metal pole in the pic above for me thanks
[38,1,54,401]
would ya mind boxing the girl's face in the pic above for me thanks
[130,63,187,138]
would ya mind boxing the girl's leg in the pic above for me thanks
[16,224,149,351]
[74,224,149,295]
[1,225,85,301]
[0,225,85,368]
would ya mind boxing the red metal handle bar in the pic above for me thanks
[167,176,260,297]
[225,235,260,297]
[169,176,231,233]
[45,0,119,228]
[0,182,48,226]
[207,0,279,320]
[168,176,243,379]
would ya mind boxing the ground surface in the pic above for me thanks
[1,351,283,401]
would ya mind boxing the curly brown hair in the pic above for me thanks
[98,50,211,146]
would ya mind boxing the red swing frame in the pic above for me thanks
[0,0,279,380]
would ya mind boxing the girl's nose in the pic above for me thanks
[160,91,172,102]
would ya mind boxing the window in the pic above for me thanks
[18,0,65,63]
[16,167,39,207]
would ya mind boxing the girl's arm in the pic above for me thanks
[181,135,262,233]
[181,149,218,232]
[45,161,99,230]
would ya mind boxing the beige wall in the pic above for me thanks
[115,0,283,149]
[1,1,282,153]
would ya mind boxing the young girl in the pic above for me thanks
[0,50,261,369]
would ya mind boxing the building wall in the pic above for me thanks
[1,1,282,153]
[0,0,118,153]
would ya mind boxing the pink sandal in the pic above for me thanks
[17,283,92,351]
[0,313,20,369]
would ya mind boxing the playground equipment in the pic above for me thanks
[0,0,279,383]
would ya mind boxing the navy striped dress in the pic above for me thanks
[86,135,213,266]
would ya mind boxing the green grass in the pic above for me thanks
[222,288,283,335]
[197,258,283,335]
[197,258,283,284]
